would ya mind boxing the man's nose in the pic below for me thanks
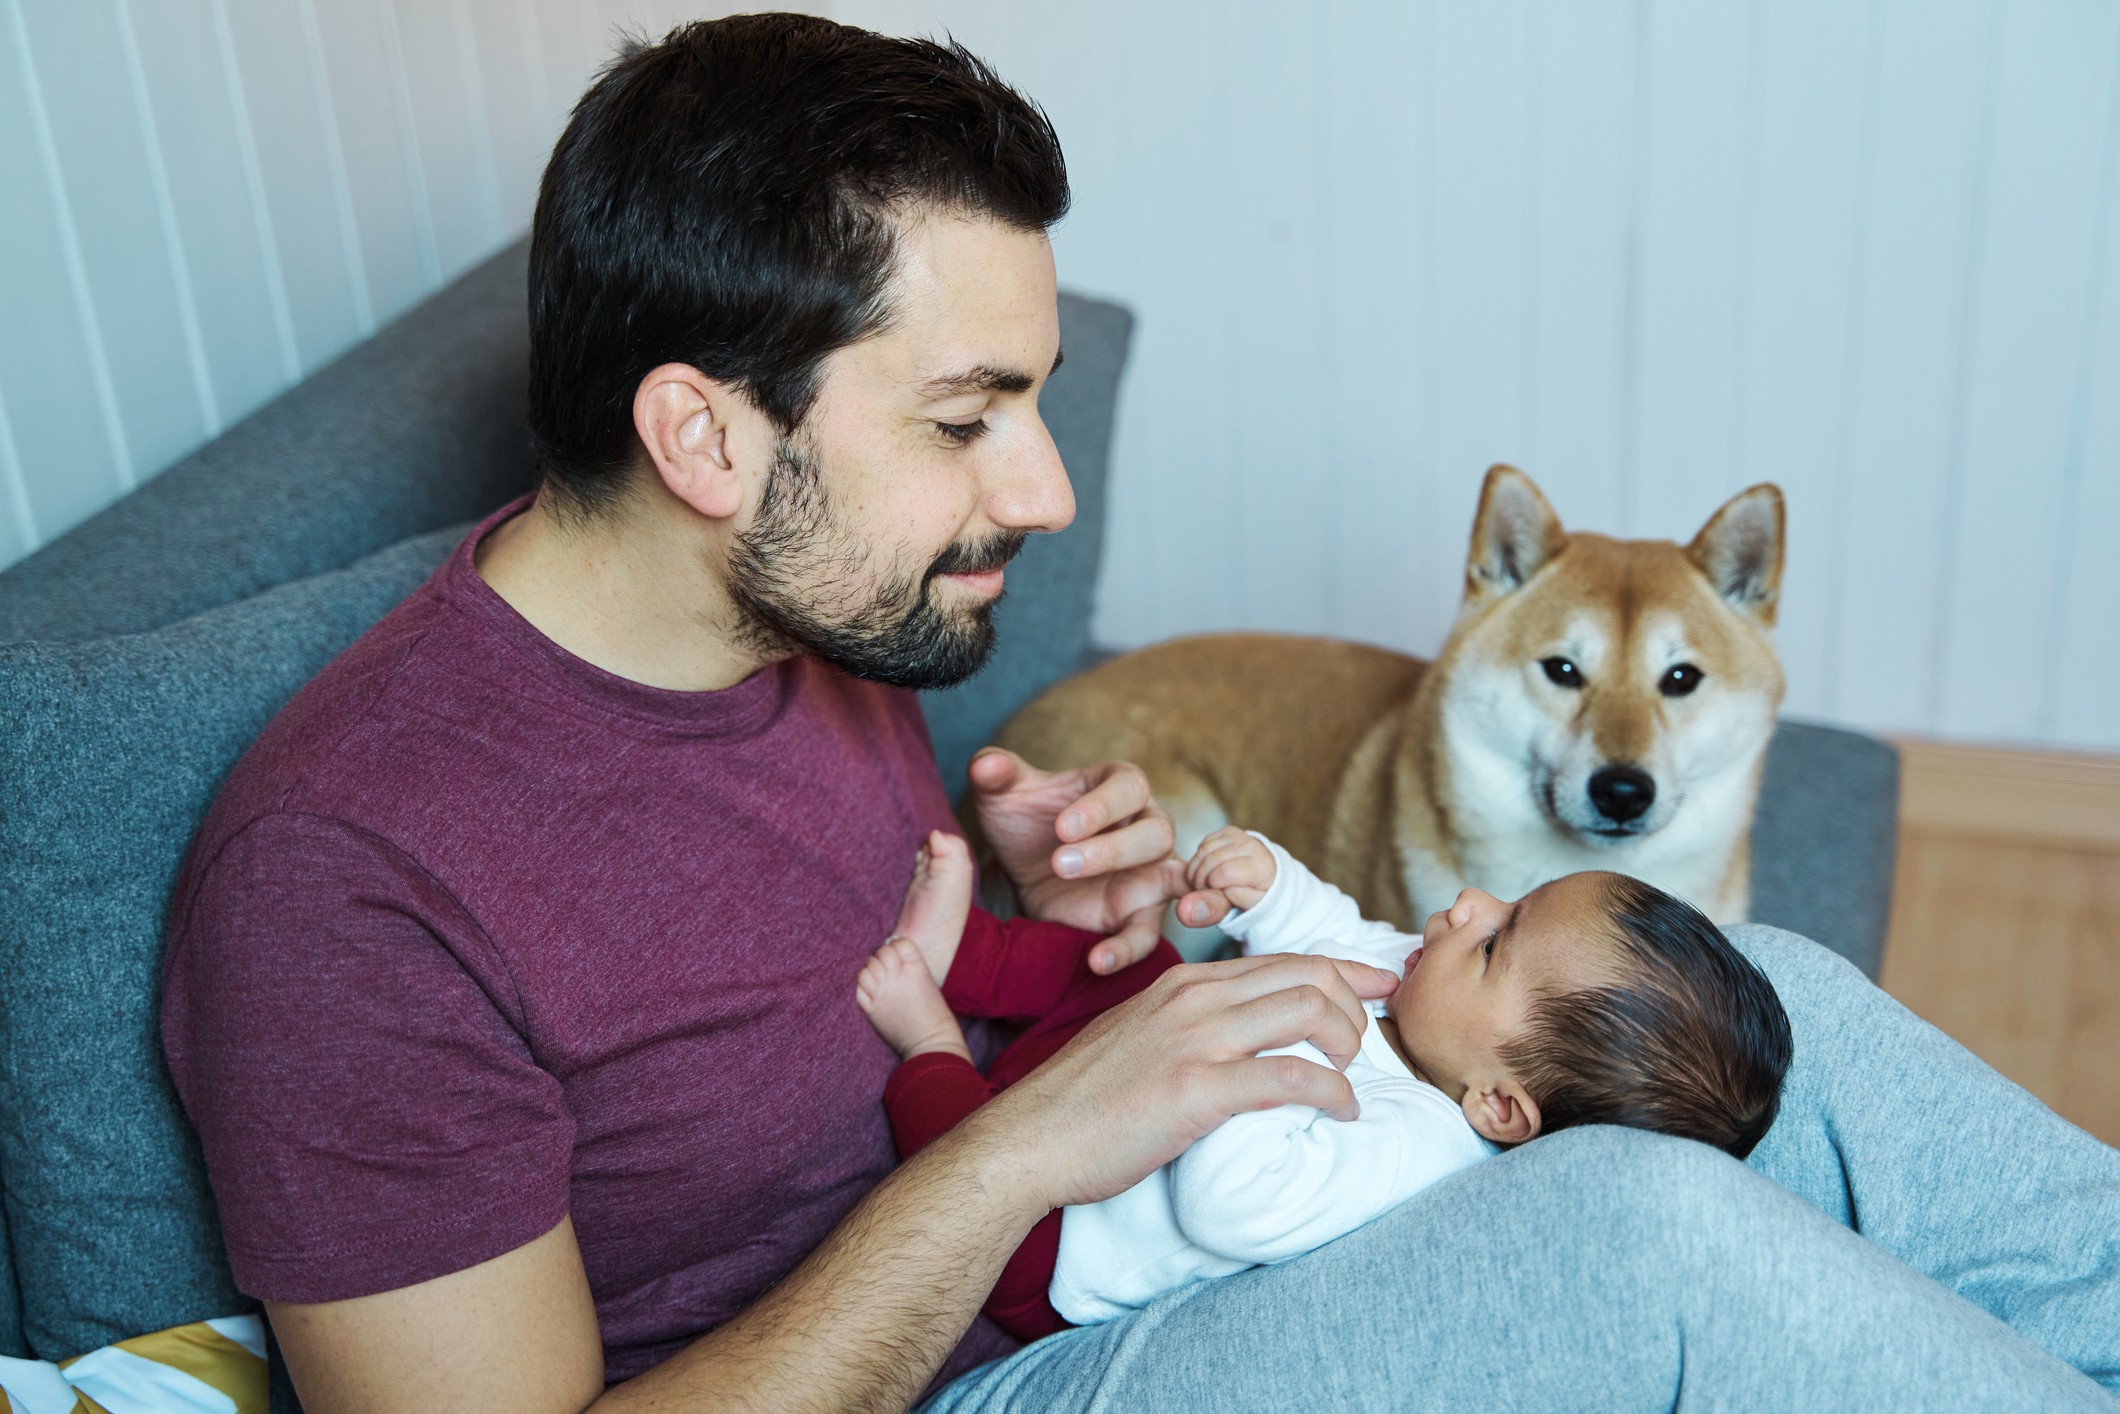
[985,416,1074,535]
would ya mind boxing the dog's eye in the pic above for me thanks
[1540,657,1583,689]
[1660,663,1705,697]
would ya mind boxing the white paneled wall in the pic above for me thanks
[0,0,728,567]
[837,0,2120,753]
[4,1,2116,753]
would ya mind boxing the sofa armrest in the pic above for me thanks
[1748,719,1901,979]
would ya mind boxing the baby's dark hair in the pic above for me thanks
[1498,875,1792,1158]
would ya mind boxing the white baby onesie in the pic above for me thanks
[1048,835,1496,1325]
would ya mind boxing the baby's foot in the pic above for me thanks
[891,830,975,986]
[856,937,972,1062]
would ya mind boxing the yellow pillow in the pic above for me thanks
[0,1315,265,1414]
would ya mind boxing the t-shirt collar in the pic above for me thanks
[437,495,797,739]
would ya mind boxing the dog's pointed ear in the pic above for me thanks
[1688,483,1785,625]
[1465,464,1565,606]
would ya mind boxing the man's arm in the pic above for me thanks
[271,951,1399,1414]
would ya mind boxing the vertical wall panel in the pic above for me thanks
[0,0,129,542]
[1625,0,1756,543]
[1419,1,1533,652]
[390,0,505,278]
[0,390,31,565]
[5,0,2117,754]
[1317,0,1424,651]
[2046,79,2120,752]
[534,0,614,135]
[124,0,297,426]
[1735,0,1874,718]
[1095,0,1244,644]
[1522,0,1637,540]
[311,0,435,326]
[1217,3,1334,635]
[1827,0,1994,736]
[16,0,210,481]
[221,0,368,374]
[1932,0,2120,739]
[465,0,550,230]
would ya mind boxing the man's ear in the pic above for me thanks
[1464,464,1566,608]
[1687,483,1784,625]
[1462,1078,1541,1146]
[632,363,756,521]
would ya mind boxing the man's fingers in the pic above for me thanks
[1177,889,1234,929]
[1330,958,1400,999]
[1051,809,1175,880]
[1206,985,1371,1072]
[1213,1053,1361,1123]
[1161,955,1377,1066]
[1088,903,1165,975]
[1052,761,1155,843]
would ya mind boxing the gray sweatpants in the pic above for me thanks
[922,926,2120,1411]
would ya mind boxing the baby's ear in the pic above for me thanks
[1463,1080,1541,1146]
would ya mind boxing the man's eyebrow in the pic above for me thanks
[917,346,1064,400]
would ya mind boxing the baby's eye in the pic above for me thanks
[936,419,989,445]
[1482,934,1497,961]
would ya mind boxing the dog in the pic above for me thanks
[992,465,1785,955]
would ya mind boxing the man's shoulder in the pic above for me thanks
[189,583,475,860]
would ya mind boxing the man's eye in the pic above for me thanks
[936,419,988,445]
[1482,934,1496,960]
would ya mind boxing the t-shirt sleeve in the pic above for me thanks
[161,811,576,1304]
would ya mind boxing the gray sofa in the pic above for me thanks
[0,240,1898,1383]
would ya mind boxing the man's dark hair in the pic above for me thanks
[527,13,1070,515]
[1499,876,1793,1159]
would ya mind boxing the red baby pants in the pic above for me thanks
[880,908,1183,1340]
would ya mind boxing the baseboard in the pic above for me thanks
[1892,738,2120,850]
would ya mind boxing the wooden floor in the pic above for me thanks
[1877,740,2120,1147]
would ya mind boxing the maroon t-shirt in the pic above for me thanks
[161,499,1018,1383]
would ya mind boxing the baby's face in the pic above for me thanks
[1386,872,1619,1103]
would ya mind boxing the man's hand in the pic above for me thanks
[972,951,1401,1210]
[967,747,1185,975]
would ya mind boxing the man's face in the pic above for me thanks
[726,210,1072,689]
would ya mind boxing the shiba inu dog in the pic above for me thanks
[992,465,1785,954]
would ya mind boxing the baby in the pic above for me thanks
[857,826,1792,1336]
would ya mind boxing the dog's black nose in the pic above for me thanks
[1588,765,1656,824]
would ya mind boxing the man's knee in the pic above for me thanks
[1723,922,1867,1000]
[1472,1126,1799,1274]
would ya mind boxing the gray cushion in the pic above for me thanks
[0,1179,20,1358]
[921,294,1132,797]
[1748,718,1900,979]
[0,245,534,645]
[0,526,461,1359]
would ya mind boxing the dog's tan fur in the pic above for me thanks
[994,466,1786,946]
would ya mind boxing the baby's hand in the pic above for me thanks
[1187,826,1276,913]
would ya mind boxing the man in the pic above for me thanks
[164,15,2119,1412]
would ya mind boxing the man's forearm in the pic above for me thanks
[592,1110,1043,1414]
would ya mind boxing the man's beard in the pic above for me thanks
[726,435,1025,690]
